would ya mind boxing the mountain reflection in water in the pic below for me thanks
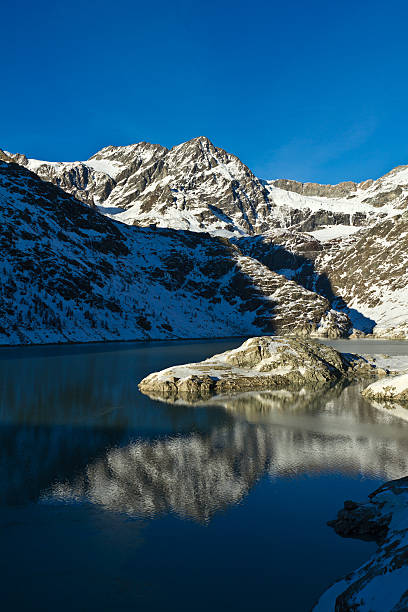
[10,381,408,522]
[2,340,408,612]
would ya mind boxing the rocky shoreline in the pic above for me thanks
[314,477,408,611]
[139,336,408,611]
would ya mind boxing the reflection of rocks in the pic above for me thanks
[42,383,408,521]
[219,383,408,479]
[362,398,408,423]
[139,337,381,401]
[43,424,268,522]
[314,477,408,612]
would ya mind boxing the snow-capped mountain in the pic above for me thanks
[2,135,408,342]
[6,136,407,237]
[0,160,347,345]
[267,165,408,234]
[5,138,273,235]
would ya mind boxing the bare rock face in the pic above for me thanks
[311,309,352,338]
[271,178,359,198]
[138,337,379,401]
[314,477,408,612]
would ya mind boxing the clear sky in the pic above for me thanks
[2,0,408,183]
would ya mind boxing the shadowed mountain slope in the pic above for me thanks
[0,161,345,345]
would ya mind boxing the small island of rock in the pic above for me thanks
[139,337,383,401]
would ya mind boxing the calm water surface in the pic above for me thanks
[1,338,408,612]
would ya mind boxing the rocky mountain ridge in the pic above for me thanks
[4,136,407,237]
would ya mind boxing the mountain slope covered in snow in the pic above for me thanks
[0,161,347,345]
[316,212,408,338]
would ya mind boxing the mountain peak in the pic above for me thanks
[0,149,13,163]
[171,135,215,153]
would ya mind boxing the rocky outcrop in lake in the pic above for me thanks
[139,337,382,401]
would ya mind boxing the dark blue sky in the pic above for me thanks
[2,0,408,183]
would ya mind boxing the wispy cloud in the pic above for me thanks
[257,116,378,183]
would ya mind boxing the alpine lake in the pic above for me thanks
[2,338,408,611]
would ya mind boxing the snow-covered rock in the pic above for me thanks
[138,337,380,401]
[362,373,408,402]
[314,476,408,612]
[235,216,408,340]
[265,166,408,234]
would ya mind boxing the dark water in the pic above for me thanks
[1,339,408,612]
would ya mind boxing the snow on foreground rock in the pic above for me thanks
[362,373,408,402]
[138,337,382,401]
[314,477,408,612]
